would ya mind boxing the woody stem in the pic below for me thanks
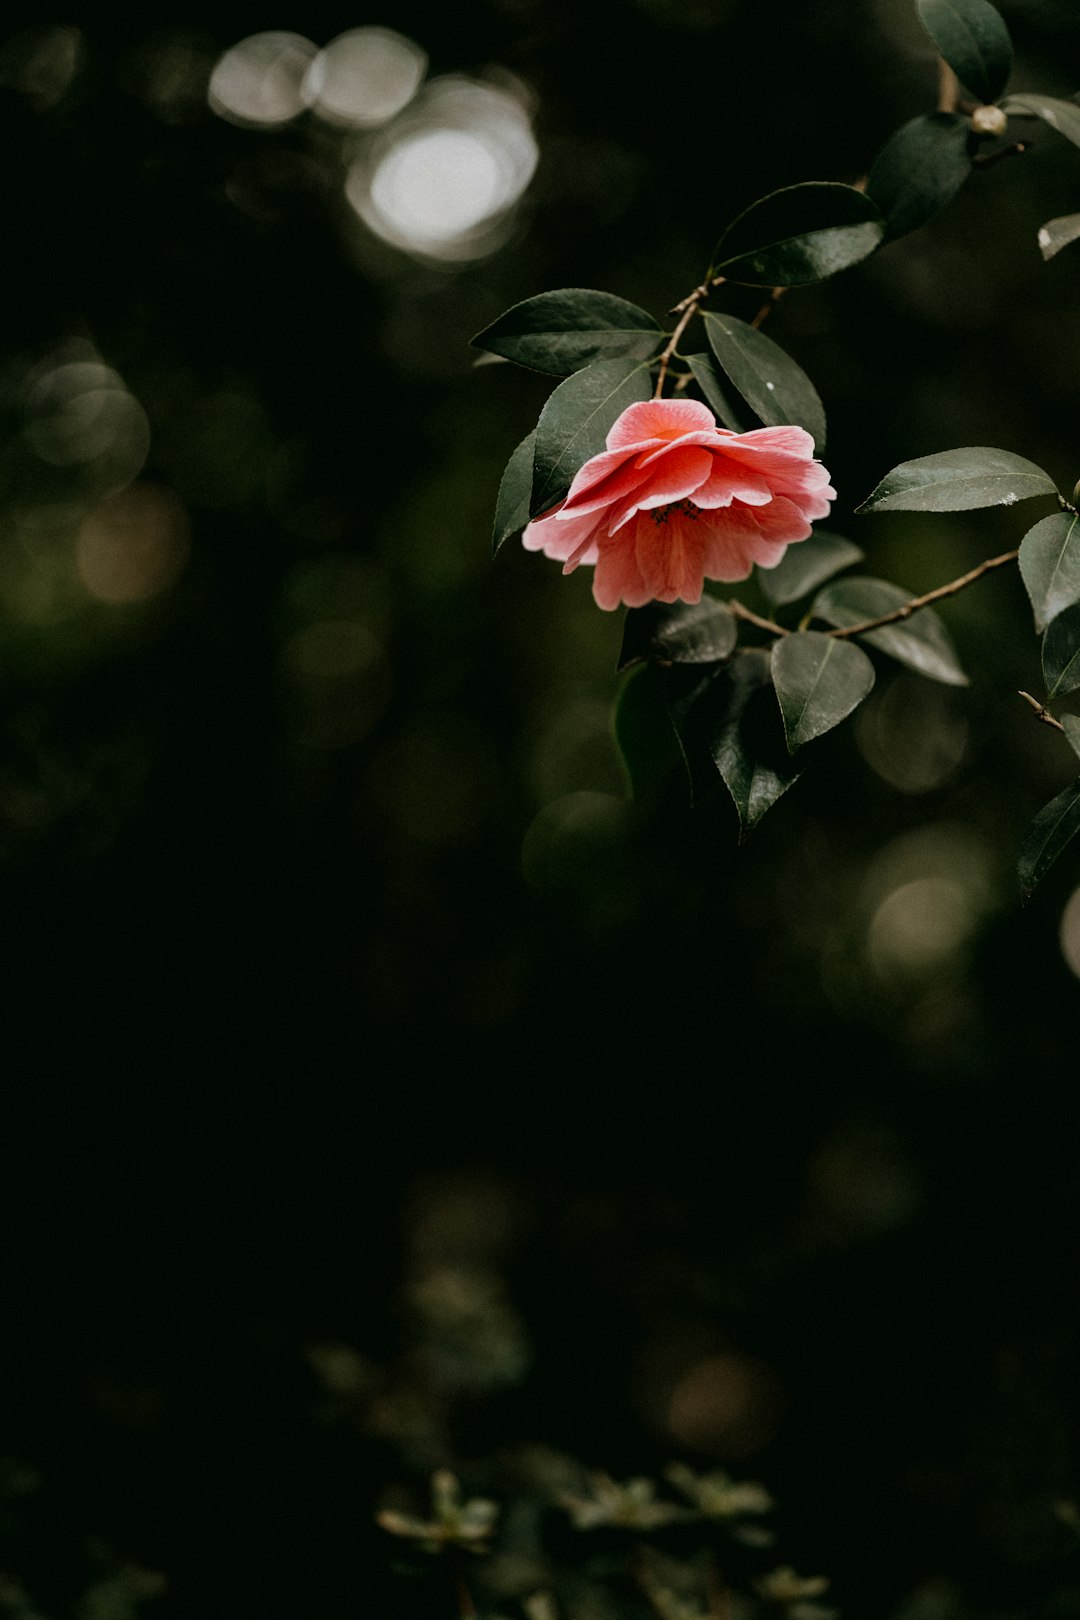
[653,276,725,398]
[825,548,1019,639]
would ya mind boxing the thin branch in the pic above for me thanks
[974,141,1029,167]
[728,598,789,637]
[750,285,787,330]
[826,548,1019,639]
[654,276,724,398]
[938,58,960,114]
[1019,690,1067,734]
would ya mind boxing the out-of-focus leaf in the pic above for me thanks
[1018,510,1080,631]
[866,113,973,241]
[471,290,663,376]
[812,576,968,686]
[917,0,1013,103]
[1037,213,1080,262]
[711,183,884,287]
[693,650,802,836]
[857,447,1056,512]
[687,353,754,432]
[530,358,652,517]
[1063,713,1080,761]
[614,664,685,798]
[1017,776,1080,895]
[758,529,863,606]
[1003,94,1080,150]
[1042,602,1080,700]
[771,631,875,750]
[618,598,737,672]
[703,312,826,451]
[493,429,536,556]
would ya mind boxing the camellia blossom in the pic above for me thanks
[522,397,835,611]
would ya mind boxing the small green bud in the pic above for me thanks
[971,105,1008,138]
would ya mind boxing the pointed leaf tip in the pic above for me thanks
[857,448,1057,513]
[472,289,663,376]
[772,632,875,751]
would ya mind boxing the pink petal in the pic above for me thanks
[691,455,775,509]
[592,531,652,610]
[605,397,716,450]
[632,506,708,604]
[522,501,603,564]
[619,445,714,514]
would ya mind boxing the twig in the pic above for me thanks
[1019,690,1066,734]
[706,1553,732,1620]
[728,598,789,637]
[974,141,1029,167]
[654,276,725,398]
[751,286,787,330]
[826,547,1020,639]
[938,58,960,114]
[454,1569,478,1619]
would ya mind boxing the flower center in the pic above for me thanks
[650,498,701,526]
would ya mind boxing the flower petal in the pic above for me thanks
[632,506,708,604]
[605,397,716,450]
[523,501,602,564]
[592,530,652,610]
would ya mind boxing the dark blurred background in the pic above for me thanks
[2,0,1080,1616]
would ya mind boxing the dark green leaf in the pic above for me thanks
[1003,94,1080,150]
[759,529,863,606]
[1037,213,1080,262]
[812,576,968,686]
[692,650,801,835]
[471,289,663,376]
[917,0,1013,103]
[1017,775,1080,895]
[686,353,754,431]
[1019,510,1080,631]
[613,665,684,798]
[530,358,652,517]
[1063,714,1080,761]
[1042,602,1080,700]
[618,598,737,672]
[492,429,536,556]
[703,312,826,451]
[712,183,884,287]
[866,114,973,242]
[771,631,876,750]
[857,447,1057,513]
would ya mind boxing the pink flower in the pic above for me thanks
[522,398,836,611]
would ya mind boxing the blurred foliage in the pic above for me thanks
[2,1,1080,1618]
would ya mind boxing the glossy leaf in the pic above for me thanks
[704,312,826,451]
[771,632,876,751]
[1003,94,1080,151]
[618,598,737,672]
[1017,776,1080,896]
[492,430,536,556]
[866,114,973,242]
[857,447,1056,513]
[614,665,684,798]
[1037,213,1080,262]
[917,0,1013,103]
[1019,510,1080,631]
[530,357,652,517]
[759,529,863,606]
[471,289,663,376]
[812,576,968,686]
[1042,602,1080,700]
[687,353,754,432]
[712,183,884,287]
[695,650,801,836]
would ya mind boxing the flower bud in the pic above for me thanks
[971,105,1007,137]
